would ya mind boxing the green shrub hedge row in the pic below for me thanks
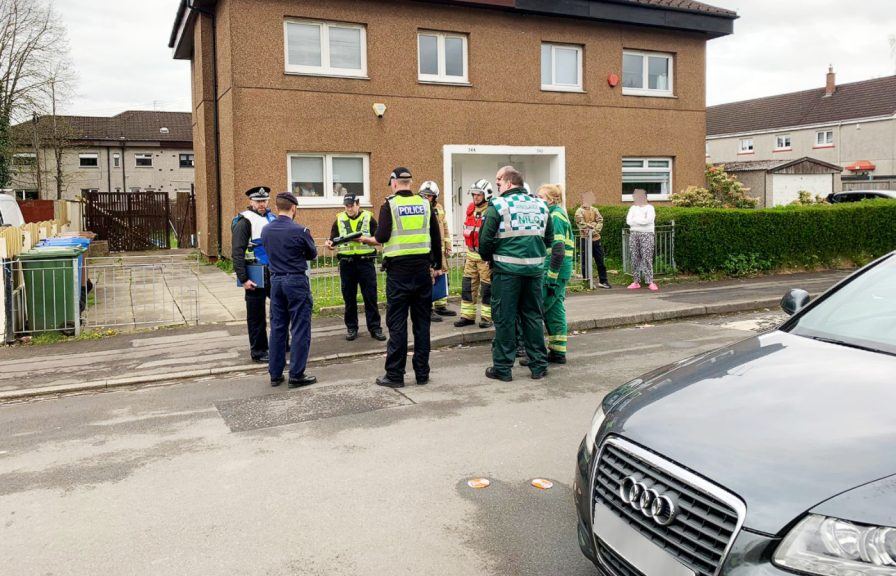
[570,201,896,273]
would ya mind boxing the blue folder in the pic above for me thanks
[432,273,448,301]
[237,263,266,288]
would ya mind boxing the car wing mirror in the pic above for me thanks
[781,288,811,316]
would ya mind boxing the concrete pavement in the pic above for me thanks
[0,270,848,401]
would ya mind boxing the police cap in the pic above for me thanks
[276,192,298,206]
[388,167,412,185]
[343,194,360,206]
[245,186,271,200]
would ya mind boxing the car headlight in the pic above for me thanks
[774,514,896,575]
[584,405,606,455]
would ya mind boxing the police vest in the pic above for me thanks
[234,209,277,265]
[490,191,549,275]
[383,194,431,258]
[463,202,486,255]
[336,210,375,257]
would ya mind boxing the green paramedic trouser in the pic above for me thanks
[491,271,548,377]
[543,278,569,356]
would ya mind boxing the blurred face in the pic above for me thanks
[537,189,551,204]
[345,202,360,217]
[249,199,268,215]
[472,191,485,206]
[634,190,648,205]
[582,193,595,206]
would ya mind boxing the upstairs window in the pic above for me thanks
[622,51,673,97]
[738,139,754,154]
[284,20,367,78]
[179,153,195,168]
[816,130,834,147]
[112,153,120,168]
[541,43,583,92]
[775,135,792,150]
[12,153,36,167]
[418,31,468,84]
[79,153,99,168]
[135,153,153,168]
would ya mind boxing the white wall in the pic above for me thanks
[772,174,833,205]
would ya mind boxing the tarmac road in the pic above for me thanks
[0,312,776,576]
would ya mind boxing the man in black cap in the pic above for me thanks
[359,167,443,388]
[260,192,318,388]
[325,194,385,342]
[231,186,277,363]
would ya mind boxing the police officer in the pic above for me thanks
[478,166,553,382]
[325,194,386,342]
[454,179,493,329]
[418,181,456,321]
[359,167,443,388]
[260,192,318,389]
[231,185,277,363]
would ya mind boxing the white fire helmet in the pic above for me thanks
[419,181,440,198]
[469,179,493,199]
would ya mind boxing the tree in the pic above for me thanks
[0,0,73,187]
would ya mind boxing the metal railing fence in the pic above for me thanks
[621,223,677,276]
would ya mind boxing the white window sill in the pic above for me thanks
[541,85,585,93]
[622,195,669,203]
[622,89,675,98]
[737,151,755,156]
[773,148,792,153]
[285,70,369,80]
[813,145,835,149]
[418,79,472,87]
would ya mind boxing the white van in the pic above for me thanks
[0,191,25,228]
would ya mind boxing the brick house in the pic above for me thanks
[10,111,195,200]
[169,0,736,257]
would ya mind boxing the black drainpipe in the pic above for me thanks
[187,1,223,258]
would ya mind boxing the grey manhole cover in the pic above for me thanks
[215,381,414,432]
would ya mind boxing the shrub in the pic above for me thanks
[573,201,896,273]
[671,165,758,209]
[790,191,828,206]
[669,185,721,208]
[722,253,773,277]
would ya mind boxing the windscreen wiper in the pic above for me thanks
[807,335,891,356]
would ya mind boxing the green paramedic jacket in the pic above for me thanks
[545,204,574,283]
[478,187,554,277]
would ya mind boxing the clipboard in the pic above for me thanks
[332,231,363,246]
[432,273,448,301]
[237,263,266,288]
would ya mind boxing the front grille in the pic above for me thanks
[596,538,644,576]
[592,439,741,576]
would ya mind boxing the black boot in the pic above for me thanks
[288,374,317,388]
[370,328,386,341]
[454,317,476,327]
[485,367,512,382]
[376,375,405,388]
[346,328,358,341]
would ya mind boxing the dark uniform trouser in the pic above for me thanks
[339,257,381,332]
[269,273,313,379]
[384,267,432,381]
[491,271,548,378]
[245,279,270,359]
[579,238,608,284]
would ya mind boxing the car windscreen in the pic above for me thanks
[788,256,896,355]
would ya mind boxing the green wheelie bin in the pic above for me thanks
[18,246,84,334]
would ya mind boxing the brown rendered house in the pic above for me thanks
[169,0,736,257]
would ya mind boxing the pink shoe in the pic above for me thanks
[627,282,641,290]
[648,283,659,292]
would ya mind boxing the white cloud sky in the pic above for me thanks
[56,0,896,115]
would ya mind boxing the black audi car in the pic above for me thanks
[575,252,896,576]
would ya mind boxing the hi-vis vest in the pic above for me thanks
[490,191,549,275]
[546,204,575,282]
[383,194,431,258]
[235,210,277,265]
[336,210,375,257]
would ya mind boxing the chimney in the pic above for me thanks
[825,65,837,97]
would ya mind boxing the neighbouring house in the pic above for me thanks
[706,68,896,198]
[169,0,736,257]
[719,158,843,207]
[10,111,195,201]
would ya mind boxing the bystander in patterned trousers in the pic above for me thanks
[460,257,492,322]
[629,231,656,285]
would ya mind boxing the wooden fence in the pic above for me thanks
[0,219,69,259]
[84,192,170,252]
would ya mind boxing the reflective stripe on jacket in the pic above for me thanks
[336,210,375,256]
[383,195,432,258]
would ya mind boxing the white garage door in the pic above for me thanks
[772,174,833,206]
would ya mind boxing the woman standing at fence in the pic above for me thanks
[626,189,658,292]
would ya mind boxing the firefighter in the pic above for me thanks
[418,181,456,321]
[231,185,277,363]
[454,179,493,329]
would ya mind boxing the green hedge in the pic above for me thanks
[570,201,896,273]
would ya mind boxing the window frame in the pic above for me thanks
[815,130,835,148]
[12,153,36,167]
[622,50,674,98]
[540,42,584,93]
[112,152,121,168]
[283,19,368,79]
[135,153,154,168]
[286,152,370,207]
[621,157,673,202]
[775,134,792,151]
[738,138,755,154]
[417,30,469,85]
[79,153,99,168]
[179,153,195,169]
